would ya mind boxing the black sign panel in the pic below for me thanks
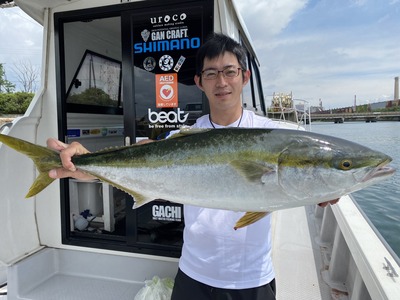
[132,4,208,139]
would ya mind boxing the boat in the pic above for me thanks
[0,0,399,299]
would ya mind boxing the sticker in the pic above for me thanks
[141,29,150,42]
[159,55,174,71]
[152,204,182,222]
[143,57,156,71]
[67,129,81,138]
[90,129,101,135]
[156,73,178,108]
[173,55,186,72]
[160,85,174,100]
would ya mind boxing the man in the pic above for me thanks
[48,33,338,300]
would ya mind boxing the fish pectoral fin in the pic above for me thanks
[230,160,275,183]
[234,212,270,230]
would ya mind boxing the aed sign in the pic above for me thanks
[156,73,178,108]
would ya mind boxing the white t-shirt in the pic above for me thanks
[178,110,279,289]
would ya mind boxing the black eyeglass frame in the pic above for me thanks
[200,67,243,80]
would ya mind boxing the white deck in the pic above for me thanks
[2,206,331,300]
[272,206,331,299]
[5,248,178,300]
[3,200,400,299]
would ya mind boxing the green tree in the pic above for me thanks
[0,92,33,114]
[67,87,116,106]
[0,63,16,93]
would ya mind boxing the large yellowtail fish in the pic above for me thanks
[0,128,395,228]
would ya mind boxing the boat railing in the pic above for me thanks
[315,194,400,299]
[268,98,312,131]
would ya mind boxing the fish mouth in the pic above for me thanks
[362,159,395,182]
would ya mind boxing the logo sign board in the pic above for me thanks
[131,4,207,136]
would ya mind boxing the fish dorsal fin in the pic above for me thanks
[234,212,270,229]
[230,160,275,183]
[168,127,211,139]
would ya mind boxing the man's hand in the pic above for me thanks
[318,198,340,208]
[47,138,96,180]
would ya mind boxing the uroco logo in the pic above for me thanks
[150,13,187,25]
[148,108,188,124]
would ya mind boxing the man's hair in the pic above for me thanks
[195,33,248,76]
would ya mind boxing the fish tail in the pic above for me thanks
[0,133,62,198]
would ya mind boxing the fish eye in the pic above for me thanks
[340,159,352,170]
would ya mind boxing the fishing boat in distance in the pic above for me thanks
[0,0,398,299]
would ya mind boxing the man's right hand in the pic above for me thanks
[46,138,96,181]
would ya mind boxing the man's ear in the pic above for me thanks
[194,75,204,91]
[242,69,251,86]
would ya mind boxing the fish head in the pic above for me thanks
[276,131,395,203]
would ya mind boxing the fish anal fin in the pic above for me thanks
[230,160,275,183]
[83,172,153,209]
[131,191,153,209]
[234,212,270,230]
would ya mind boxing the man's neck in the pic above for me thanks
[209,106,243,126]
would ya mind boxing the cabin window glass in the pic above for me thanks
[241,46,266,116]
[250,59,263,113]
[242,52,258,112]
[65,50,122,108]
[242,69,253,111]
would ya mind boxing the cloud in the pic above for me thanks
[234,0,309,37]
[234,0,400,108]
[0,7,43,89]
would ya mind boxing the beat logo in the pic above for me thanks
[148,108,189,124]
[152,205,182,221]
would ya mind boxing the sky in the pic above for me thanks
[0,0,399,109]
[0,6,42,92]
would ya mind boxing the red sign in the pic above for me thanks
[156,73,178,108]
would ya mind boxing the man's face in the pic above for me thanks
[194,52,250,112]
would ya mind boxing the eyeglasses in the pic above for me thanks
[201,67,242,80]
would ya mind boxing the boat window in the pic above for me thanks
[65,50,122,109]
[241,45,266,115]
[250,58,266,115]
